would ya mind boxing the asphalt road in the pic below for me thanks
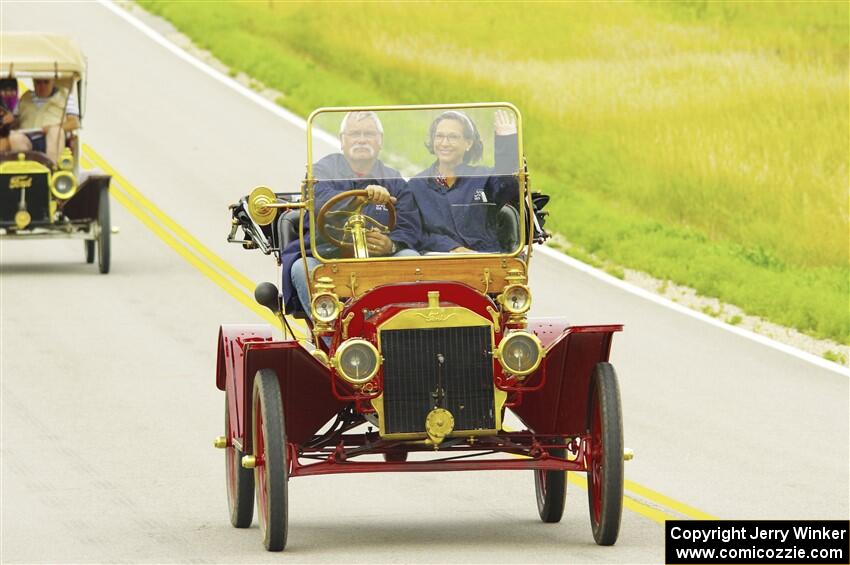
[1,2,848,563]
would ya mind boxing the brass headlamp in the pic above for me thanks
[310,276,340,335]
[497,268,531,324]
[494,331,544,378]
[311,292,341,324]
[499,284,531,315]
[332,338,381,385]
[58,148,74,171]
[50,170,77,200]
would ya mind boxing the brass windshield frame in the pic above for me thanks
[303,102,529,265]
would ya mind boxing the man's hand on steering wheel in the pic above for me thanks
[317,188,397,258]
[365,229,394,256]
[359,184,397,206]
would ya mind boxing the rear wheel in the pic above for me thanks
[85,240,95,263]
[586,362,624,546]
[225,398,254,528]
[97,185,110,274]
[253,369,288,551]
[534,439,567,523]
[383,451,408,462]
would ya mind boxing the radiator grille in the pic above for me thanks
[380,325,495,435]
[0,173,51,225]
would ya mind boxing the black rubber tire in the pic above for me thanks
[85,240,95,263]
[253,369,288,551]
[534,439,567,523]
[225,398,254,528]
[97,186,110,274]
[586,362,624,546]
[383,451,408,462]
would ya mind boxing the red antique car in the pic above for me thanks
[215,104,627,551]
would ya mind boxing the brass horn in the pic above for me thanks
[247,186,278,226]
[247,186,308,226]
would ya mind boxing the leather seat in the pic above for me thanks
[496,204,520,252]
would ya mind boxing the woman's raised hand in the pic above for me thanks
[494,109,517,136]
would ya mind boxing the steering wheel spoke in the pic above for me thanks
[363,216,390,233]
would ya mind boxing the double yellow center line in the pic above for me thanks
[80,144,305,337]
[80,143,715,525]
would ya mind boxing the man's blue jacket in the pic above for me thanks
[281,154,420,314]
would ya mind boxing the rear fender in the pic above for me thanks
[510,318,622,436]
[242,341,346,451]
[216,325,274,444]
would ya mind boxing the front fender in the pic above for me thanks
[217,325,274,445]
[242,341,345,450]
[510,318,623,436]
[216,324,274,392]
[62,172,110,220]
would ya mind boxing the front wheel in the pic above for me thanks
[225,398,254,528]
[96,185,111,274]
[534,439,567,523]
[253,369,288,551]
[586,362,624,546]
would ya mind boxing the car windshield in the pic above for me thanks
[308,105,524,261]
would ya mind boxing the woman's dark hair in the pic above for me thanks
[425,111,483,164]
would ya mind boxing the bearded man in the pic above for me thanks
[282,111,420,317]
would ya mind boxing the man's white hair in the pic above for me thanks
[338,111,384,135]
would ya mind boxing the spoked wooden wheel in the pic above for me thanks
[225,398,254,528]
[534,439,567,523]
[586,362,624,546]
[253,369,288,551]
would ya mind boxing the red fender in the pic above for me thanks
[510,318,623,436]
[217,324,275,445]
[241,341,347,450]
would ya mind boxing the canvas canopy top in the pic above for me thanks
[1,32,86,77]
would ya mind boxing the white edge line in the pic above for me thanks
[102,0,849,378]
[536,246,850,377]
[96,0,338,148]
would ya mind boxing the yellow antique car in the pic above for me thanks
[0,33,112,273]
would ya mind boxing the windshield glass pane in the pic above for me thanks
[308,105,523,260]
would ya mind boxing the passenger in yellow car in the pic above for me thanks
[0,79,28,153]
[15,78,80,162]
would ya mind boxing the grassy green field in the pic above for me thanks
[138,1,849,344]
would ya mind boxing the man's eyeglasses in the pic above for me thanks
[433,133,464,144]
[344,130,379,140]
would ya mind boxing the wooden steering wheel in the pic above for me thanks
[317,189,397,258]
